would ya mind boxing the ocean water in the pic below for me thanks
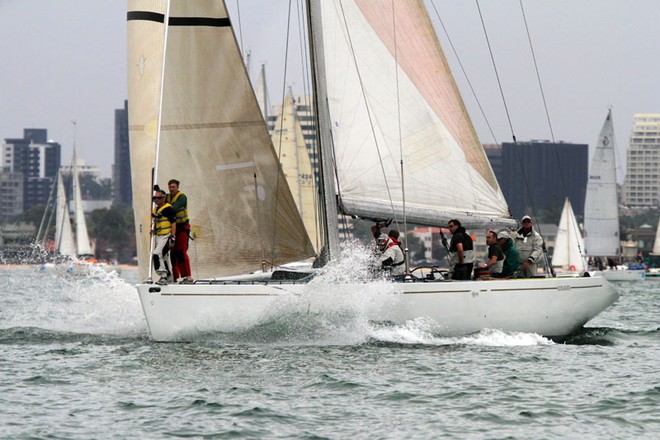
[0,265,658,439]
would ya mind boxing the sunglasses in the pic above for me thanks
[153,196,165,200]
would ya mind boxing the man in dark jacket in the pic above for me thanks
[448,219,474,280]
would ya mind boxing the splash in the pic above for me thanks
[367,320,553,346]
[0,266,146,339]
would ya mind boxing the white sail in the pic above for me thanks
[316,0,513,228]
[272,91,320,251]
[552,198,585,272]
[54,171,75,257]
[127,0,315,280]
[584,110,620,256]
[71,157,92,257]
[654,218,660,255]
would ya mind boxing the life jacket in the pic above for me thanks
[166,191,190,224]
[152,203,173,235]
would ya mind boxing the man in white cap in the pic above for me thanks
[514,215,544,277]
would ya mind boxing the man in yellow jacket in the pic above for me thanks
[151,189,176,284]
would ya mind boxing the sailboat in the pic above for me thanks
[645,218,660,278]
[127,0,618,341]
[552,198,585,275]
[38,153,120,275]
[583,110,644,282]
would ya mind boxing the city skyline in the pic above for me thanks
[2,1,660,182]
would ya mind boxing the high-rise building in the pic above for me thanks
[113,100,132,206]
[2,128,61,211]
[497,140,588,219]
[623,113,660,208]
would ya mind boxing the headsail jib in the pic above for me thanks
[127,1,315,279]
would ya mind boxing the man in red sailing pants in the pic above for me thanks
[166,179,193,283]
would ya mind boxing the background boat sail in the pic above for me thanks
[552,198,585,274]
[583,110,643,281]
[54,170,76,257]
[128,0,617,341]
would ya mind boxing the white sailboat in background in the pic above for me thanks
[646,218,660,278]
[127,0,617,341]
[552,198,585,275]
[583,110,644,281]
[38,142,120,275]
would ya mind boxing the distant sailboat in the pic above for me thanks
[552,198,585,274]
[646,218,660,278]
[38,148,119,274]
[583,110,643,281]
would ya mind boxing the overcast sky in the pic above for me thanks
[1,1,659,183]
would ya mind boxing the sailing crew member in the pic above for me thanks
[371,221,404,252]
[166,179,193,283]
[373,233,405,276]
[483,230,505,277]
[447,219,474,280]
[151,189,176,284]
[496,230,521,278]
[514,215,544,278]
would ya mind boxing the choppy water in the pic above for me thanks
[0,265,658,439]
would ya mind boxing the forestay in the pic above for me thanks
[127,0,315,280]
[316,0,514,229]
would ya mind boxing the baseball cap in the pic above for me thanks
[497,230,510,240]
[521,215,532,222]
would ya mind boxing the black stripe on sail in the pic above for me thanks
[127,11,230,27]
[127,11,164,23]
[170,17,230,27]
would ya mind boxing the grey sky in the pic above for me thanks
[2,1,659,183]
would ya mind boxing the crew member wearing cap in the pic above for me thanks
[514,215,544,278]
[447,219,474,280]
[373,233,405,275]
[496,230,520,278]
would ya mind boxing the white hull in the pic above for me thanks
[136,276,619,341]
[591,270,645,282]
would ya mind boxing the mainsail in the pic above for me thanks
[314,0,513,229]
[127,1,315,280]
[552,198,585,272]
[584,109,620,256]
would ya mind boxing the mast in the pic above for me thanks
[307,0,340,262]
